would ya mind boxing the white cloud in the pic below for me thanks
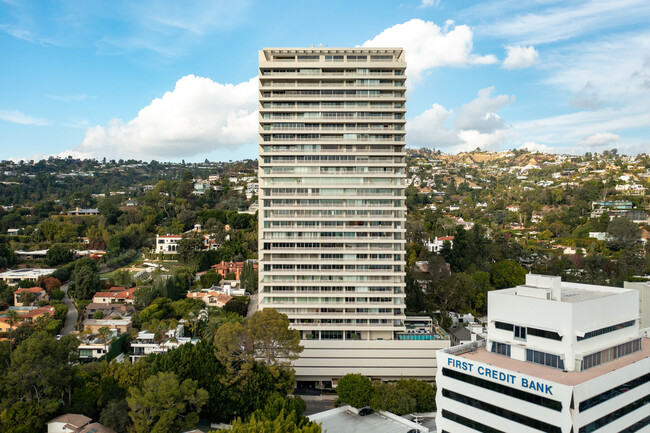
[455,87,514,133]
[408,87,514,152]
[482,0,650,45]
[407,104,461,148]
[0,109,51,126]
[457,129,511,152]
[419,0,440,8]
[502,45,539,69]
[519,141,555,154]
[362,19,497,81]
[72,75,257,160]
[577,132,621,148]
[545,32,650,104]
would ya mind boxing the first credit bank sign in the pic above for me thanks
[447,356,555,396]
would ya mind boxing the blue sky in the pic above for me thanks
[1,0,650,162]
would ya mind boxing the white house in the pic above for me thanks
[130,324,199,363]
[425,236,454,253]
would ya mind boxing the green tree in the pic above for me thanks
[240,262,258,293]
[223,297,249,317]
[248,309,303,381]
[0,332,79,433]
[218,411,321,433]
[490,259,527,290]
[100,399,132,433]
[177,232,204,268]
[370,382,416,415]
[45,244,73,266]
[607,217,641,248]
[336,374,372,408]
[72,258,101,300]
[133,286,160,310]
[127,371,209,433]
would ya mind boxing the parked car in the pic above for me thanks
[358,407,374,416]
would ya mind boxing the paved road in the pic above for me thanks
[300,395,337,416]
[247,293,258,318]
[60,282,78,335]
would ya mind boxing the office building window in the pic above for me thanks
[441,410,504,433]
[579,393,650,433]
[582,338,641,370]
[442,368,562,411]
[514,325,527,340]
[442,389,562,433]
[579,372,650,412]
[526,349,564,369]
[495,321,513,331]
[577,320,635,341]
[491,341,511,357]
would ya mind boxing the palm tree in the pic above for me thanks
[97,326,112,360]
[5,310,19,353]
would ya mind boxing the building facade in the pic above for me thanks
[436,274,650,433]
[258,47,407,342]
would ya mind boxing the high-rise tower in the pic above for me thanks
[258,48,407,341]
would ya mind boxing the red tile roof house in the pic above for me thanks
[92,287,138,304]
[0,306,56,333]
[13,286,49,306]
[211,261,258,280]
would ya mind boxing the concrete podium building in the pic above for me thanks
[257,48,450,384]
[436,274,650,433]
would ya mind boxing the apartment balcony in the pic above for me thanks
[260,71,403,77]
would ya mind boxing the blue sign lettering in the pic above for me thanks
[447,356,552,395]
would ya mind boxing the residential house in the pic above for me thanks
[84,303,136,320]
[130,324,198,362]
[13,287,48,306]
[0,306,56,333]
[186,291,232,308]
[68,208,100,216]
[154,234,182,254]
[424,236,454,253]
[211,260,258,280]
[83,317,132,336]
[506,204,520,212]
[92,287,137,304]
[0,268,56,285]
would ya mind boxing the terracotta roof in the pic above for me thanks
[94,292,118,298]
[108,286,126,292]
[25,306,55,318]
[438,236,455,241]
[46,413,92,427]
[14,287,45,294]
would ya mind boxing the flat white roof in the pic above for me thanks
[309,406,427,433]
[0,268,56,277]
[496,274,631,304]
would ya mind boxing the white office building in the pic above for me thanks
[258,48,407,341]
[436,274,650,433]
